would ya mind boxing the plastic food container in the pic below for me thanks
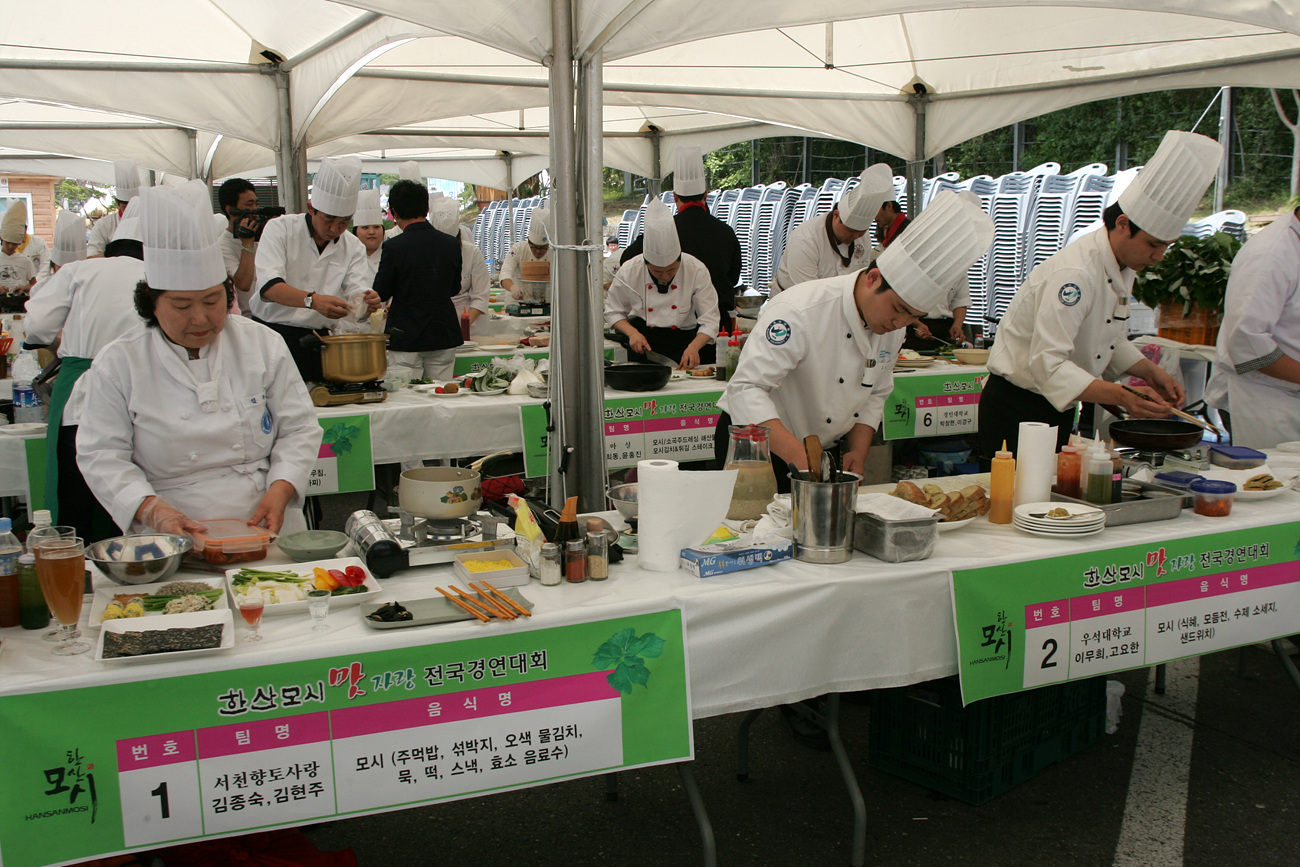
[452,549,530,588]
[1209,445,1267,470]
[1153,471,1204,491]
[191,519,273,565]
[1189,479,1236,517]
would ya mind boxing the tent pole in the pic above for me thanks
[575,50,608,511]
[505,153,515,246]
[648,128,662,198]
[274,68,298,210]
[907,90,929,217]
[186,128,199,180]
[1215,87,1232,212]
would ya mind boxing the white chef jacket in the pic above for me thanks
[86,210,120,257]
[498,239,550,288]
[718,271,902,445]
[987,226,1145,412]
[602,248,621,287]
[23,256,146,425]
[17,234,50,280]
[769,213,870,297]
[364,247,382,281]
[76,315,319,534]
[453,238,491,317]
[604,253,721,339]
[1213,212,1300,447]
[220,231,256,315]
[251,213,372,329]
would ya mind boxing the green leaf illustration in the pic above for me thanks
[592,628,664,695]
[332,438,353,455]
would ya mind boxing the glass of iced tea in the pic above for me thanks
[238,593,265,642]
[30,526,77,642]
[35,537,89,656]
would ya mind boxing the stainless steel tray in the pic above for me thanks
[360,587,534,629]
[1051,480,1189,525]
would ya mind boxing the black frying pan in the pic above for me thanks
[1103,405,1205,451]
[603,361,672,391]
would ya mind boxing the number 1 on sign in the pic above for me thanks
[119,765,203,847]
[151,781,170,819]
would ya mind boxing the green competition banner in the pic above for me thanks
[23,437,47,512]
[519,389,722,478]
[309,415,374,495]
[882,369,987,441]
[0,609,690,867]
[951,522,1300,704]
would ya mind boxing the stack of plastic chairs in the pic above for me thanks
[923,172,963,208]
[959,177,998,327]
[1183,210,1247,242]
[616,209,640,249]
[730,187,764,288]
[751,184,790,290]
[772,184,810,268]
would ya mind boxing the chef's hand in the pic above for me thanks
[913,323,933,340]
[626,330,652,356]
[362,290,382,314]
[248,481,296,535]
[1144,365,1186,408]
[137,496,209,545]
[949,324,966,343]
[311,292,352,320]
[841,449,868,479]
[678,346,701,370]
[1120,385,1175,419]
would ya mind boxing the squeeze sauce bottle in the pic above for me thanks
[989,440,1015,524]
[1085,436,1113,505]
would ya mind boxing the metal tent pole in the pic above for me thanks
[575,50,608,510]
[907,88,929,217]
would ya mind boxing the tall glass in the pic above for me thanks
[36,538,89,655]
[31,527,78,642]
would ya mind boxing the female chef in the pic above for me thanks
[77,182,320,539]
[604,198,721,369]
[717,191,995,491]
[978,131,1221,461]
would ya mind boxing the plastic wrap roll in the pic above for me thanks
[636,459,737,572]
[1013,421,1058,507]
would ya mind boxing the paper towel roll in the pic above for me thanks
[1013,421,1058,507]
[637,459,738,572]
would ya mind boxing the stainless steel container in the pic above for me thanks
[852,512,938,563]
[790,470,861,563]
[1051,479,1189,526]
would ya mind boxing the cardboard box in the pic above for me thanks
[679,535,794,577]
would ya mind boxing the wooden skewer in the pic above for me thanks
[478,580,531,617]
[1120,385,1219,433]
[452,585,508,620]
[437,586,490,622]
[467,582,515,619]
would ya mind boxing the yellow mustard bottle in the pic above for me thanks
[989,440,1015,524]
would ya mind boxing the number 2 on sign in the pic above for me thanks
[1041,638,1058,669]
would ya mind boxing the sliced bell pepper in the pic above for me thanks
[313,567,340,591]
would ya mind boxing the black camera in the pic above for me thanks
[229,206,286,241]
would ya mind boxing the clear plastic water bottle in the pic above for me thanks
[10,350,45,424]
[0,517,23,628]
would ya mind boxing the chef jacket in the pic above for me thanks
[498,238,549,287]
[1213,212,1300,447]
[718,271,902,445]
[76,315,319,534]
[769,213,870,297]
[23,256,146,425]
[987,226,1144,412]
[604,253,721,339]
[251,213,371,329]
[364,246,382,281]
[220,232,256,315]
[86,210,120,257]
[453,238,491,317]
[17,234,50,280]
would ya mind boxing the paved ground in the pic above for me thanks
[286,492,1300,866]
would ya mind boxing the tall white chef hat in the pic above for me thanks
[51,210,88,266]
[353,188,384,227]
[642,198,681,267]
[398,161,423,184]
[311,156,363,217]
[430,197,460,235]
[0,199,27,244]
[875,190,993,313]
[141,182,227,291]
[673,146,707,197]
[836,163,895,232]
[527,203,550,245]
[110,197,144,244]
[1117,130,1222,242]
[114,159,141,202]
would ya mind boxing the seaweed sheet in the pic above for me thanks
[102,624,225,658]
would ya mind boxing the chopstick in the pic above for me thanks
[436,586,490,622]
[458,584,514,620]
[450,585,509,620]
[477,580,531,617]
[1120,385,1220,433]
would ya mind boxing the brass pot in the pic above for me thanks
[317,333,390,383]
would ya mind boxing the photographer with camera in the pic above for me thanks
[218,178,261,315]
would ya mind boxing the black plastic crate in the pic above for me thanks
[868,676,1107,805]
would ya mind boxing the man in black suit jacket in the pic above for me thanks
[374,180,463,382]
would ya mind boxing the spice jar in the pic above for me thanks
[539,542,563,586]
[565,539,587,583]
[586,518,609,581]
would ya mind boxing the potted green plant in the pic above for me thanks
[1131,232,1242,344]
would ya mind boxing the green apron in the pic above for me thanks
[42,355,91,522]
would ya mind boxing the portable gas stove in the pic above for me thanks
[384,509,514,567]
[310,380,387,407]
[1117,446,1211,477]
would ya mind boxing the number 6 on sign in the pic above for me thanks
[116,735,203,847]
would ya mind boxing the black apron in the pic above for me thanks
[626,316,716,366]
[976,374,1074,467]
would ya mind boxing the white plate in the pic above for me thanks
[1274,441,1300,453]
[1013,514,1105,528]
[1014,502,1104,520]
[1230,486,1292,500]
[97,609,235,663]
[937,516,977,532]
[89,577,228,626]
[895,358,936,368]
[225,557,380,616]
[459,340,478,350]
[0,423,46,435]
[468,387,507,396]
[1013,518,1105,533]
[1014,524,1106,539]
[476,344,518,352]
[428,388,469,398]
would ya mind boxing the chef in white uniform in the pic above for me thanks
[1210,209,1300,448]
[719,191,994,490]
[13,223,50,281]
[499,204,551,301]
[77,183,320,540]
[48,209,88,274]
[87,159,143,257]
[980,130,1221,461]
[605,198,721,369]
[768,163,894,297]
[24,201,147,541]
[251,155,380,380]
[431,196,490,325]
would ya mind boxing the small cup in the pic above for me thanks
[307,589,332,632]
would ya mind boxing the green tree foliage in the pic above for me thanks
[55,178,110,212]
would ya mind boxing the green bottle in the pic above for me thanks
[17,553,50,630]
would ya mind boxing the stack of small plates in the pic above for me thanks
[1012,502,1105,538]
